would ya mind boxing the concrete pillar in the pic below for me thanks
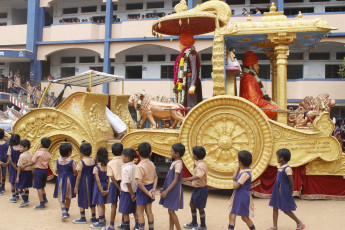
[102,0,113,94]
[188,0,194,10]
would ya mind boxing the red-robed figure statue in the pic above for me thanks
[173,32,203,111]
[240,51,277,120]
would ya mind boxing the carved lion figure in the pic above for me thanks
[288,94,336,128]
[129,93,185,129]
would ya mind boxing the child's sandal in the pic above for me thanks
[296,224,306,230]
[267,228,278,230]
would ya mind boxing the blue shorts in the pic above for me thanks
[33,168,48,189]
[15,171,33,190]
[119,192,136,214]
[136,184,154,205]
[190,186,208,209]
[109,180,121,204]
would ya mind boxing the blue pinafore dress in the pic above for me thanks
[92,165,108,205]
[231,171,252,217]
[78,160,95,209]
[269,165,296,211]
[8,146,21,184]
[159,161,184,211]
[0,142,9,176]
[53,159,76,201]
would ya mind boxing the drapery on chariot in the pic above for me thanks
[122,0,345,196]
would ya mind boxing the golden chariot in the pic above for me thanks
[12,0,344,189]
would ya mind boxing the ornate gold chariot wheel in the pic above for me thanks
[179,96,273,189]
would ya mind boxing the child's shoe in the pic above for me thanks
[18,200,29,207]
[102,226,115,230]
[184,222,198,229]
[90,222,106,229]
[73,218,87,224]
[116,225,124,230]
[34,204,46,210]
[61,213,68,220]
[193,227,207,230]
[132,227,139,230]
[8,196,18,203]
[90,217,99,223]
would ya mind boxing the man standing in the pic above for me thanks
[174,32,203,111]
[240,51,277,120]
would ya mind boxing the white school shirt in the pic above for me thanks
[120,161,137,192]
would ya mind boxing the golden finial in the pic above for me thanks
[298,11,303,19]
[158,22,161,29]
[174,0,188,13]
[179,19,182,26]
[247,15,251,22]
[156,34,159,38]
[160,35,163,40]
[270,2,277,12]
[170,36,173,41]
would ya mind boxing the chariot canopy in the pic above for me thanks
[51,70,124,88]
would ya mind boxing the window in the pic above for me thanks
[258,65,270,79]
[148,55,165,62]
[287,65,303,79]
[61,67,75,78]
[226,0,246,4]
[126,66,142,79]
[63,7,78,14]
[81,6,97,13]
[310,0,329,2]
[90,66,115,73]
[0,23,7,26]
[250,0,270,4]
[0,13,8,19]
[309,52,330,60]
[126,55,143,62]
[325,6,345,12]
[101,4,117,11]
[201,54,212,61]
[201,65,212,79]
[161,65,174,79]
[284,7,314,16]
[325,65,341,78]
[284,0,304,2]
[170,54,179,61]
[256,53,270,60]
[0,63,5,65]
[79,56,95,63]
[336,52,345,60]
[60,57,76,64]
[127,14,140,19]
[147,2,164,9]
[172,1,179,7]
[288,53,304,60]
[126,3,143,10]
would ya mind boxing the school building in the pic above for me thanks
[0,0,344,116]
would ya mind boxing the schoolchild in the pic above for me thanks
[53,142,77,220]
[159,143,185,230]
[268,148,305,230]
[73,142,97,224]
[15,139,33,207]
[21,137,51,209]
[103,143,123,230]
[182,146,208,230]
[135,142,158,230]
[7,134,21,202]
[0,129,9,194]
[118,148,137,230]
[91,147,109,229]
[228,150,256,230]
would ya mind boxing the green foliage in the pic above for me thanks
[339,57,345,79]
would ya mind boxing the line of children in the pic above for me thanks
[1,134,305,230]
[53,142,76,219]
[7,134,21,202]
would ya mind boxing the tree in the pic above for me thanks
[338,57,345,79]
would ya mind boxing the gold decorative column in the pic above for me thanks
[268,32,296,124]
[212,31,226,96]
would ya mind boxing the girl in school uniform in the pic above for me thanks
[0,129,9,194]
[73,142,97,224]
[53,142,76,220]
[268,148,305,230]
[159,143,185,230]
[228,150,256,230]
[91,147,109,229]
[7,134,21,202]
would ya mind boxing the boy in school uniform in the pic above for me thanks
[103,143,124,230]
[135,142,158,230]
[182,146,208,230]
[21,137,51,210]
